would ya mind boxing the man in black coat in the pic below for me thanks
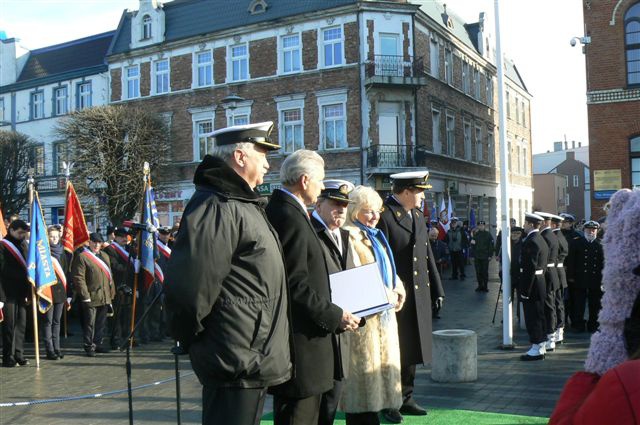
[566,221,604,333]
[535,212,561,352]
[377,171,445,421]
[266,150,360,425]
[0,219,31,367]
[310,179,357,425]
[519,213,549,361]
[165,122,292,425]
[551,215,569,344]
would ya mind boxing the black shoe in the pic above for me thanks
[55,350,65,359]
[2,359,18,368]
[15,358,29,366]
[381,408,403,423]
[46,351,59,360]
[475,287,482,292]
[399,401,428,416]
[85,350,96,357]
[482,287,489,292]
[95,346,111,354]
[520,353,544,361]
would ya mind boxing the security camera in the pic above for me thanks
[570,38,577,47]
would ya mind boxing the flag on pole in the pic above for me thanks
[140,181,163,290]
[61,181,90,253]
[27,194,57,313]
[438,197,450,239]
[470,208,476,228]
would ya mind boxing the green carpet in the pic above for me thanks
[260,409,548,424]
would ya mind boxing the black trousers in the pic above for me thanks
[109,295,131,347]
[400,363,416,405]
[522,278,547,344]
[450,251,465,278]
[474,258,489,288]
[554,287,565,330]
[41,302,64,353]
[81,303,108,351]
[318,380,343,425]
[543,272,557,335]
[570,287,603,331]
[2,301,27,362]
[274,393,322,425]
[202,385,266,425]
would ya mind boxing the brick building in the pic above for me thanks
[583,0,640,219]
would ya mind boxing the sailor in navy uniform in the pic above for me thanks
[550,214,568,344]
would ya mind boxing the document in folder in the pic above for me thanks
[329,262,394,317]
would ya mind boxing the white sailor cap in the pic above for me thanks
[390,170,431,189]
[205,121,280,151]
[534,211,554,220]
[319,179,355,204]
[550,214,564,223]
[525,212,545,224]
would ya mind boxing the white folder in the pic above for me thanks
[329,262,394,317]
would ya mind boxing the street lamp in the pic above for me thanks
[220,93,246,126]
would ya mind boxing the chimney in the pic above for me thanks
[572,140,575,149]
[0,38,18,86]
[578,142,582,147]
[553,141,563,152]
[564,141,568,150]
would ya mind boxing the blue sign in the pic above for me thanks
[594,190,616,200]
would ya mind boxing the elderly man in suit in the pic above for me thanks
[266,150,360,425]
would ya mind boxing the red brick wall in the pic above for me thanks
[302,30,317,70]
[214,47,226,84]
[344,22,359,64]
[171,54,192,91]
[111,68,121,102]
[402,22,410,61]
[367,20,375,61]
[140,62,151,96]
[250,37,277,78]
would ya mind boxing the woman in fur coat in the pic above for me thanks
[340,186,406,425]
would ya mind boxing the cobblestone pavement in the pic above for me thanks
[1,259,590,424]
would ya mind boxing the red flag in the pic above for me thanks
[61,181,90,253]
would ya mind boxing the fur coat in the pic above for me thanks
[340,224,404,413]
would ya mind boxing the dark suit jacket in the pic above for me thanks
[266,189,343,398]
[377,196,445,366]
[540,228,561,291]
[519,230,549,299]
[310,213,356,379]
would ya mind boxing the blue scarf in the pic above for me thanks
[354,220,396,289]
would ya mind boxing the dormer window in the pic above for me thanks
[248,0,268,15]
[142,15,152,40]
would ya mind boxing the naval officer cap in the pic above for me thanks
[534,211,554,220]
[390,171,432,190]
[560,213,576,222]
[206,121,281,151]
[319,179,354,204]
[583,220,600,229]
[550,214,565,223]
[524,212,544,224]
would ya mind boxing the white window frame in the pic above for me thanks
[194,50,214,88]
[446,113,455,156]
[507,140,512,171]
[463,120,472,160]
[474,69,481,99]
[573,175,579,187]
[445,49,453,84]
[486,75,493,105]
[321,26,344,69]
[430,39,440,79]
[142,15,152,40]
[515,95,521,124]
[54,142,68,175]
[77,82,91,110]
[225,101,253,127]
[153,59,170,95]
[277,97,305,154]
[462,61,470,94]
[280,33,302,74]
[431,107,441,154]
[31,90,44,119]
[229,43,249,82]
[0,97,4,123]
[317,89,347,150]
[506,90,511,118]
[487,130,495,165]
[522,143,528,175]
[521,100,526,127]
[475,125,483,162]
[124,65,140,99]
[54,86,68,116]
[189,107,215,161]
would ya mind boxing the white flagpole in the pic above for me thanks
[494,0,514,348]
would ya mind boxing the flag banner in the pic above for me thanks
[61,181,90,253]
[470,208,476,228]
[157,239,171,259]
[140,182,161,290]
[438,197,450,237]
[81,248,113,281]
[51,257,67,292]
[27,194,57,313]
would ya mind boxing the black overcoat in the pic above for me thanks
[0,236,30,304]
[266,189,344,398]
[540,228,561,291]
[554,229,569,289]
[377,196,445,366]
[566,237,604,290]
[310,213,356,379]
[518,230,549,299]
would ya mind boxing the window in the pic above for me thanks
[77,82,91,110]
[506,90,511,118]
[445,49,453,84]
[125,65,140,99]
[195,120,213,160]
[153,59,170,94]
[474,69,481,99]
[30,145,45,175]
[516,145,521,173]
[142,15,152,40]
[322,27,343,67]
[475,126,483,162]
[508,140,512,171]
[231,44,249,81]
[625,3,640,85]
[0,97,5,123]
[487,131,495,165]
[54,86,68,116]
[430,39,440,78]
[486,74,493,105]
[195,51,213,87]
[463,121,472,160]
[631,135,640,188]
[322,104,346,149]
[280,108,304,153]
[54,143,68,175]
[432,108,441,154]
[462,62,470,94]
[521,100,526,127]
[573,175,579,187]
[522,144,528,175]
[281,34,301,74]
[515,96,521,124]
[227,107,250,126]
[446,114,455,156]
[31,91,44,119]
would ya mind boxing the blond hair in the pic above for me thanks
[347,185,383,224]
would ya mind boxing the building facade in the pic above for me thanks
[583,0,640,218]
[533,173,568,215]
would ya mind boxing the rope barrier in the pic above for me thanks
[0,371,195,408]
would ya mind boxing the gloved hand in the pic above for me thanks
[435,297,444,310]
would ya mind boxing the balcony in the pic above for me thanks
[367,144,418,172]
[364,55,427,88]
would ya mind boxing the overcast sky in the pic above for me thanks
[1,0,588,154]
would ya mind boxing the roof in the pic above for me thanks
[415,0,477,51]
[532,146,590,174]
[16,31,115,83]
[109,0,358,56]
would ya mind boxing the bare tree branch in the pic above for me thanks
[0,130,32,216]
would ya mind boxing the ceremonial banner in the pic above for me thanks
[140,182,161,290]
[61,181,90,253]
[27,195,57,313]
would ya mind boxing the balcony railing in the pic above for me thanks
[367,144,417,169]
[365,55,424,79]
